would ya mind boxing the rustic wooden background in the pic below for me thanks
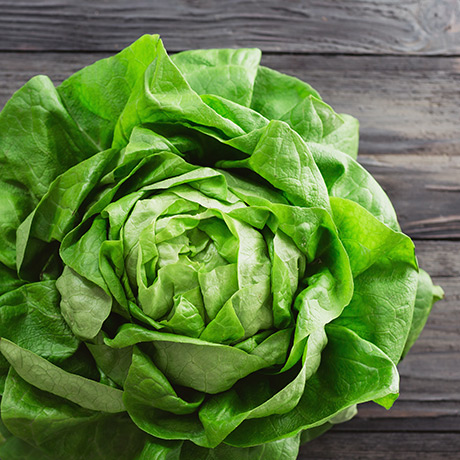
[1,1,459,458]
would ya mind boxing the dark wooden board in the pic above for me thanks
[1,0,459,55]
[341,399,460,433]
[362,155,460,239]
[299,432,460,459]
[415,240,460,277]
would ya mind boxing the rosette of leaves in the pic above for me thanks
[0,35,443,460]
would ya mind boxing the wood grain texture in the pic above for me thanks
[415,240,460,277]
[362,155,460,239]
[298,432,460,459]
[1,0,459,54]
[342,399,460,432]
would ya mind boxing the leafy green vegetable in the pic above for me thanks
[0,34,442,459]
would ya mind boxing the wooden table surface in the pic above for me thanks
[1,1,459,458]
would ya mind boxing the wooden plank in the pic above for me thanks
[342,399,460,432]
[2,53,460,157]
[298,432,460,459]
[415,241,460,277]
[398,275,458,354]
[362,155,460,239]
[0,1,459,55]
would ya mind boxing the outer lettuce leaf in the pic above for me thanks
[0,340,125,413]
[171,48,261,107]
[0,265,24,297]
[250,66,359,158]
[0,282,79,362]
[16,148,118,280]
[224,324,399,447]
[330,197,418,364]
[180,434,300,460]
[0,438,54,460]
[58,34,162,150]
[0,369,146,460]
[0,77,98,270]
[402,269,444,358]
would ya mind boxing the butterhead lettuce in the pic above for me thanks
[0,35,443,460]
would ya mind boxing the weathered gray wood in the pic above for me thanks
[415,241,460,277]
[1,1,459,54]
[362,155,460,239]
[343,399,460,432]
[298,432,460,459]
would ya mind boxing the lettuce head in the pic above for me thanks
[0,35,443,460]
